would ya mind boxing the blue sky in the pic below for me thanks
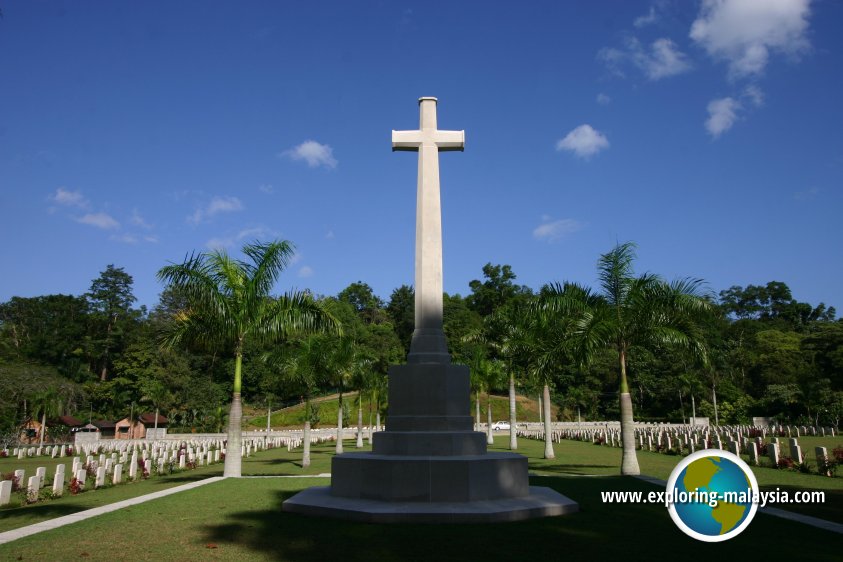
[1,1,841,311]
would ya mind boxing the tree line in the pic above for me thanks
[1,240,840,460]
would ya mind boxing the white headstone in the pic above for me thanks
[113,464,123,485]
[0,480,13,505]
[95,466,106,488]
[769,442,780,466]
[52,465,65,496]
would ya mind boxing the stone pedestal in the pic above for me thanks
[283,363,578,522]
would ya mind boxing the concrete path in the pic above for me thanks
[633,474,843,535]
[0,476,225,545]
[0,474,334,546]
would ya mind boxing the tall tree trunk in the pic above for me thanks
[336,391,344,454]
[509,372,517,450]
[691,394,696,424]
[619,348,640,475]
[538,393,543,423]
[302,398,311,468]
[39,412,47,447]
[487,394,494,445]
[153,407,159,442]
[356,400,364,448]
[679,390,685,423]
[712,384,719,426]
[367,401,373,445]
[265,402,271,447]
[223,352,244,478]
[475,390,480,431]
[543,384,554,459]
[376,411,381,433]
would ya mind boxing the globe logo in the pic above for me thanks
[666,449,759,542]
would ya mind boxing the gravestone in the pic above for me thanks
[283,97,578,522]
[789,439,803,464]
[36,467,46,488]
[75,469,86,489]
[815,447,831,477]
[0,480,11,506]
[748,442,758,465]
[95,466,106,488]
[53,465,65,496]
[769,443,780,466]
[14,469,24,484]
[27,476,39,498]
[113,464,123,485]
[129,459,137,480]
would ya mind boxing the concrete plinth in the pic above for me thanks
[282,364,578,522]
[283,485,578,523]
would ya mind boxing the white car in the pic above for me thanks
[492,421,511,431]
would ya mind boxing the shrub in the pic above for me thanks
[777,457,795,470]
[2,472,21,491]
[69,477,82,495]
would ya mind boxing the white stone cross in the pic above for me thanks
[392,97,464,364]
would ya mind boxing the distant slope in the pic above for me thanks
[246,392,557,429]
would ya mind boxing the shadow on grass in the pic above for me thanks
[533,464,616,474]
[758,484,843,523]
[200,476,841,562]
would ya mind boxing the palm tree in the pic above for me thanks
[469,348,503,446]
[140,379,171,442]
[351,362,374,448]
[326,336,358,455]
[540,243,712,475]
[157,240,340,477]
[268,335,328,468]
[31,388,62,447]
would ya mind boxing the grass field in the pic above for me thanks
[0,436,840,561]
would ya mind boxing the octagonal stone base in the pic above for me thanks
[282,485,578,523]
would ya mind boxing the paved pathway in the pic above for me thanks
[0,477,225,546]
[0,474,334,546]
[633,474,843,535]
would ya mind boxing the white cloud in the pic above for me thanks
[533,218,584,242]
[76,212,120,230]
[705,97,742,137]
[794,187,819,201]
[112,233,138,244]
[742,84,764,107]
[298,265,314,278]
[130,209,153,229]
[596,93,612,105]
[205,225,279,250]
[690,0,812,78]
[282,140,337,169]
[599,37,691,80]
[556,125,610,159]
[634,6,658,28]
[51,187,89,209]
[188,195,244,225]
[206,237,232,250]
[258,184,274,194]
[325,229,335,239]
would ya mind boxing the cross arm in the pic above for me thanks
[434,130,465,152]
[392,130,423,152]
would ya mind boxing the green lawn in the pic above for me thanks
[0,436,840,561]
[0,473,839,561]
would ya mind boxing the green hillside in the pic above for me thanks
[247,392,557,429]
